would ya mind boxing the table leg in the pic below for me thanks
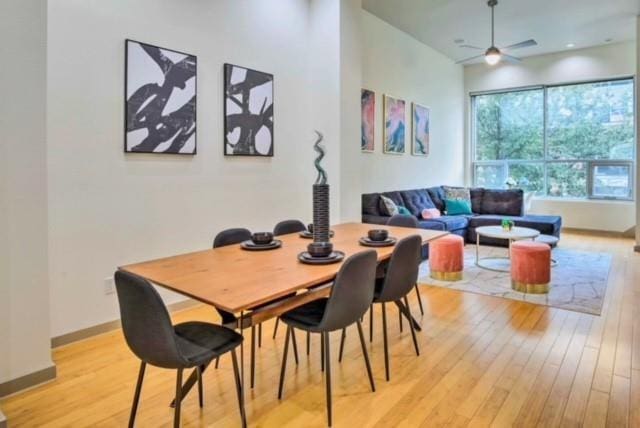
[239,311,245,427]
[475,232,480,265]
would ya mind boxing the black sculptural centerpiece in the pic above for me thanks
[299,131,344,264]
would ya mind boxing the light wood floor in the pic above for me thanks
[2,232,639,427]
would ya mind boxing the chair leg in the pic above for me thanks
[321,332,325,372]
[250,326,256,389]
[128,361,146,428]
[356,320,375,392]
[306,331,310,356]
[414,284,424,315]
[272,317,280,339]
[258,323,262,348]
[291,328,299,365]
[196,365,204,408]
[399,306,403,333]
[397,299,420,356]
[323,331,333,427]
[174,368,183,428]
[338,328,346,362]
[214,356,220,369]
[382,302,390,381]
[231,349,247,428]
[278,325,291,399]
[369,304,374,343]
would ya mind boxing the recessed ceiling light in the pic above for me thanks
[604,38,613,43]
[454,38,465,44]
[566,43,575,48]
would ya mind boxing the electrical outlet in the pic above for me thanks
[104,277,115,295]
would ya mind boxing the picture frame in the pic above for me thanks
[383,94,406,154]
[412,102,430,157]
[124,39,197,154]
[361,88,375,153]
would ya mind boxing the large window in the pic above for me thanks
[472,78,635,200]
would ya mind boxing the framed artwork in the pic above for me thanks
[125,39,197,154]
[383,95,406,154]
[361,89,375,152]
[412,103,430,156]
[224,63,274,156]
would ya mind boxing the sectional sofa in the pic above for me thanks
[362,186,562,247]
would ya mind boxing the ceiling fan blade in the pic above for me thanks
[455,54,486,64]
[459,44,484,50]
[501,39,537,51]
[502,54,522,64]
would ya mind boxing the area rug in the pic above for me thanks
[418,245,612,315]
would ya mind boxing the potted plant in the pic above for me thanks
[501,219,515,231]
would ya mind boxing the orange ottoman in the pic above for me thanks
[429,235,464,281]
[511,241,551,294]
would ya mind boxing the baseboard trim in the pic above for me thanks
[562,227,630,238]
[0,364,57,398]
[51,298,201,348]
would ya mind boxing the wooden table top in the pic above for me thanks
[119,222,448,313]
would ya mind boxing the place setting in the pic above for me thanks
[359,229,397,247]
[240,232,282,251]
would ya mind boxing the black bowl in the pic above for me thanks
[251,232,274,245]
[368,229,389,242]
[307,242,333,258]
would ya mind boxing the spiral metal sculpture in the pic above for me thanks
[313,130,327,185]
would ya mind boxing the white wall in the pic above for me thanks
[46,0,325,337]
[0,0,53,384]
[360,11,466,194]
[465,42,636,232]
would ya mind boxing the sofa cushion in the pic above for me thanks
[400,189,436,217]
[426,186,446,212]
[468,214,561,236]
[430,215,470,232]
[362,214,391,225]
[445,199,473,215]
[380,195,400,216]
[480,189,524,216]
[470,188,484,213]
[362,193,381,216]
[418,220,446,231]
[379,191,404,212]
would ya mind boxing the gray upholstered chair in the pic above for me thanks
[273,219,307,236]
[386,215,425,316]
[114,270,244,428]
[277,250,378,427]
[367,235,422,381]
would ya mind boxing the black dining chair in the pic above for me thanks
[212,228,299,388]
[114,270,245,428]
[386,215,425,317]
[277,250,378,427]
[367,235,422,381]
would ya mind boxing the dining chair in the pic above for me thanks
[114,270,245,428]
[277,250,378,427]
[212,227,299,388]
[366,235,422,381]
[386,215,425,317]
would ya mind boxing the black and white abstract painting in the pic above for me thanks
[224,64,274,156]
[125,40,197,154]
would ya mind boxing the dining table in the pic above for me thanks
[118,221,448,426]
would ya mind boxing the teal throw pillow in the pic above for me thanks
[445,198,472,215]
[397,206,411,216]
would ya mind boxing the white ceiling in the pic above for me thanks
[362,0,639,64]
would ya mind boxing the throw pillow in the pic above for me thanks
[380,195,399,216]
[444,186,471,202]
[398,206,412,216]
[445,199,472,216]
[421,208,441,219]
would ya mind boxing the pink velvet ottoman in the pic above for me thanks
[510,241,551,294]
[429,234,464,281]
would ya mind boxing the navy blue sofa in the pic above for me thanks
[362,187,562,247]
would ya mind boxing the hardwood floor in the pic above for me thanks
[2,232,639,427]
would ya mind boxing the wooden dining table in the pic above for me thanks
[118,222,448,426]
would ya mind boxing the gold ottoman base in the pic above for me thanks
[511,280,549,294]
[430,270,463,281]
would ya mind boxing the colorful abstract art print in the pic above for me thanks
[412,103,430,156]
[383,95,405,154]
[361,89,375,152]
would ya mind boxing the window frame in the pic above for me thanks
[470,76,636,201]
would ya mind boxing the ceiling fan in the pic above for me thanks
[456,0,537,65]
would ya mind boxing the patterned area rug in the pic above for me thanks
[418,245,612,315]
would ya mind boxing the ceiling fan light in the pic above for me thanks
[485,51,501,65]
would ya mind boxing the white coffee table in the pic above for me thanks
[475,225,540,272]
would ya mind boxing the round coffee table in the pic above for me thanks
[475,226,540,272]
